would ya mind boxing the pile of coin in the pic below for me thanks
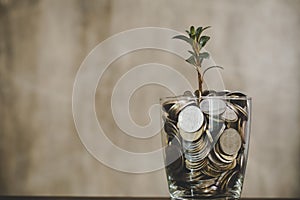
[162,90,250,197]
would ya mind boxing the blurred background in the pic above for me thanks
[0,0,300,198]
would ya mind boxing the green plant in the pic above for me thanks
[173,26,223,96]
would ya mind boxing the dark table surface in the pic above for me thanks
[0,197,295,200]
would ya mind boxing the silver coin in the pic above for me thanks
[180,128,203,142]
[168,99,196,120]
[213,143,234,164]
[234,104,248,121]
[201,164,223,177]
[162,99,177,113]
[182,119,207,144]
[185,158,208,171]
[238,118,246,144]
[182,130,206,151]
[225,170,239,189]
[208,148,235,170]
[226,91,248,108]
[164,119,179,135]
[200,98,226,116]
[217,170,236,190]
[221,105,238,122]
[184,136,210,162]
[183,90,194,97]
[178,105,204,133]
[237,150,245,169]
[219,128,242,156]
[183,169,205,182]
[208,151,225,167]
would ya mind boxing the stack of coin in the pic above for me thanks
[162,90,249,197]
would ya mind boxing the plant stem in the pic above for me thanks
[197,68,202,97]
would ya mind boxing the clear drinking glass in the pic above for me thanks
[160,94,251,199]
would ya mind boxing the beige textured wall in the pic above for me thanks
[0,0,300,197]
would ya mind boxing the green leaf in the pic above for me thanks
[196,27,203,35]
[195,27,202,41]
[186,55,196,66]
[202,26,211,32]
[196,26,211,42]
[188,50,196,57]
[199,36,210,47]
[190,26,195,35]
[173,35,194,45]
[189,26,196,39]
[199,52,210,59]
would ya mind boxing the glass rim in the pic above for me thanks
[160,94,252,102]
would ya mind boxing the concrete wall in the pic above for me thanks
[0,0,300,197]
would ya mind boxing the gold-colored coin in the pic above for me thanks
[238,118,246,144]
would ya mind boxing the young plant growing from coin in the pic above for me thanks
[173,26,223,97]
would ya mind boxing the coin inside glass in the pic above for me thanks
[221,106,238,122]
[178,105,204,133]
[219,128,242,156]
[200,98,226,115]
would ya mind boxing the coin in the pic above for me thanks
[200,98,226,116]
[219,128,242,156]
[212,143,235,164]
[217,170,235,190]
[182,128,207,151]
[183,134,210,162]
[225,170,239,189]
[238,118,246,144]
[202,164,223,177]
[168,100,196,121]
[183,90,194,97]
[161,90,249,196]
[216,90,231,96]
[226,91,247,108]
[180,128,203,142]
[184,170,204,182]
[233,104,248,121]
[202,90,217,96]
[221,106,238,122]
[236,150,245,169]
[185,158,208,171]
[164,119,179,135]
[178,105,204,133]
[162,99,177,112]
